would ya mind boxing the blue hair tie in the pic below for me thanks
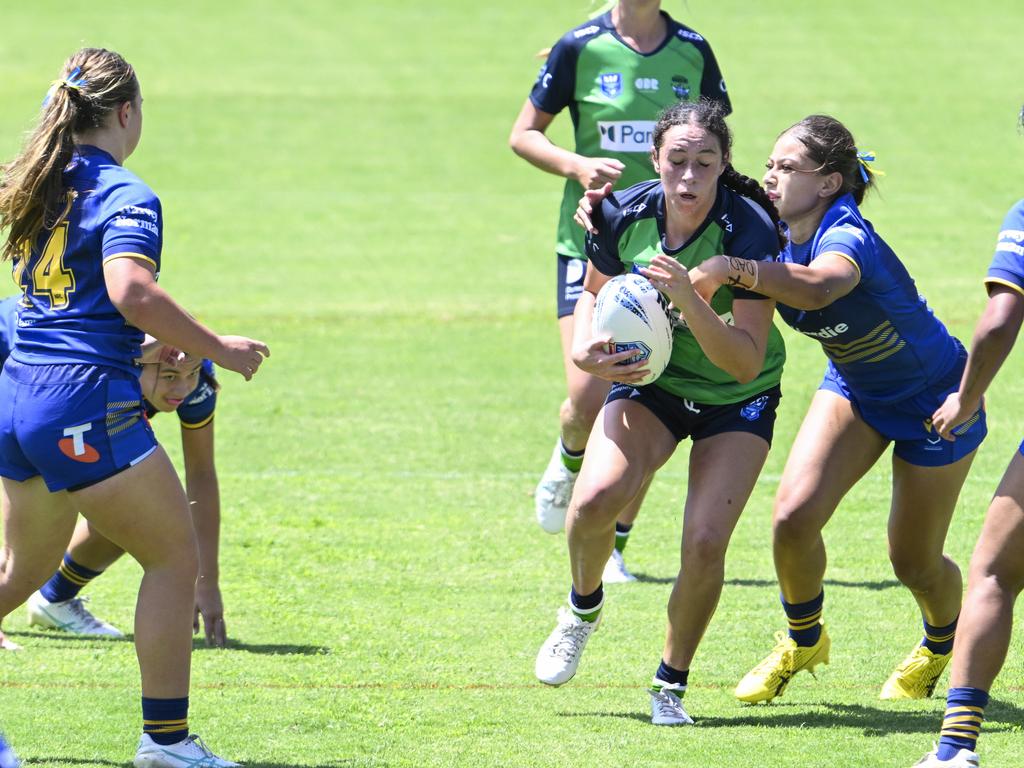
[42,65,88,107]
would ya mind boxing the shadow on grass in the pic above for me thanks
[4,631,329,656]
[32,761,360,768]
[4,629,129,645]
[558,699,1024,735]
[629,575,902,590]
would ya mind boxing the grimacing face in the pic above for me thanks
[651,122,726,220]
[761,132,840,223]
[139,358,201,412]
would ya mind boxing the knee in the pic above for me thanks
[682,528,729,576]
[889,549,945,592]
[772,494,821,550]
[569,483,630,531]
[138,530,199,584]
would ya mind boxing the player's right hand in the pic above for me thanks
[574,183,613,235]
[930,391,980,441]
[572,335,650,383]
[214,336,270,381]
[574,157,623,190]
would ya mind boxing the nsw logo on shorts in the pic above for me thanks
[740,396,769,422]
[59,423,100,463]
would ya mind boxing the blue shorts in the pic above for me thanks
[820,357,986,467]
[606,382,781,446]
[0,360,157,492]
[556,255,587,318]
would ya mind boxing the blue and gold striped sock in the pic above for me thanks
[142,696,189,746]
[560,439,584,473]
[936,687,988,760]
[614,522,632,554]
[922,615,958,655]
[39,553,103,604]
[782,590,824,647]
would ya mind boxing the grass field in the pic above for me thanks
[1,1,1024,766]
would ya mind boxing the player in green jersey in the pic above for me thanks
[534,99,787,726]
[510,0,731,584]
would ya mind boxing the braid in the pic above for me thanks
[720,165,787,249]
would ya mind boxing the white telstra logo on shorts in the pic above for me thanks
[63,423,93,456]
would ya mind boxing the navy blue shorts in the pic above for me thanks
[820,356,987,467]
[556,255,587,319]
[0,360,157,492]
[606,382,781,445]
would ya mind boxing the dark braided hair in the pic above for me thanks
[653,99,787,249]
[784,115,876,206]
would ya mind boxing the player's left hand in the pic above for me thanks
[195,579,227,648]
[137,335,185,366]
[930,392,980,441]
[640,254,696,308]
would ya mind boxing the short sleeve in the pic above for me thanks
[816,223,871,281]
[985,200,1024,296]
[697,40,732,115]
[585,197,627,277]
[177,360,218,429]
[529,35,580,116]
[101,183,162,271]
[726,197,781,300]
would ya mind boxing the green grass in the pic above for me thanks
[1,0,1024,766]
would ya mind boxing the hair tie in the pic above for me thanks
[855,150,885,184]
[42,65,88,107]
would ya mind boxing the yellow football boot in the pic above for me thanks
[735,625,831,703]
[879,645,951,699]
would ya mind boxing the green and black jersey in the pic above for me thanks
[529,11,731,260]
[587,180,785,404]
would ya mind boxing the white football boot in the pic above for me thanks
[535,606,599,686]
[27,591,124,637]
[913,748,980,767]
[134,734,240,768]
[649,685,694,726]
[535,443,577,534]
[602,549,637,583]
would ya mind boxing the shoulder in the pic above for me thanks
[600,180,662,229]
[551,14,612,54]
[717,186,780,260]
[666,17,712,48]
[999,199,1024,231]
[817,196,872,254]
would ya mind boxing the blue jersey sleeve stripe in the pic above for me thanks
[102,252,158,270]
[180,413,214,430]
[815,249,862,278]
[984,276,1024,297]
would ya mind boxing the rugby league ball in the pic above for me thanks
[592,273,673,386]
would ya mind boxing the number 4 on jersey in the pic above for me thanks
[32,222,75,309]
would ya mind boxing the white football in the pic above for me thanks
[592,273,673,386]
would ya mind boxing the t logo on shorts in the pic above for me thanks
[59,423,100,463]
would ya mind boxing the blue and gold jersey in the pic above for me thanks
[143,359,218,429]
[776,194,961,403]
[11,145,162,374]
[984,199,1024,294]
[530,11,730,260]
[587,180,785,404]
[0,295,18,362]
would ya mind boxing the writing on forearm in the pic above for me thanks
[727,257,759,290]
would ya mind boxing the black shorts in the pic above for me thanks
[606,382,782,445]
[557,254,587,318]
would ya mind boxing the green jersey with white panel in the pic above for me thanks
[587,180,785,404]
[529,11,731,260]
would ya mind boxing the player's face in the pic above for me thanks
[652,123,725,220]
[762,133,835,221]
[140,360,202,412]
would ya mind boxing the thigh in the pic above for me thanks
[682,430,771,544]
[967,451,1024,589]
[69,446,196,569]
[1,476,78,588]
[575,397,677,504]
[775,389,889,527]
[889,449,977,559]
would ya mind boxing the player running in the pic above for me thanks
[509,0,730,582]
[0,48,266,767]
[534,99,787,726]
[912,107,1024,768]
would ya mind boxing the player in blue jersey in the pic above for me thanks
[0,49,267,767]
[578,113,987,706]
[510,0,730,583]
[536,100,789,726]
[24,350,230,647]
[912,108,1024,768]
[676,115,985,704]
